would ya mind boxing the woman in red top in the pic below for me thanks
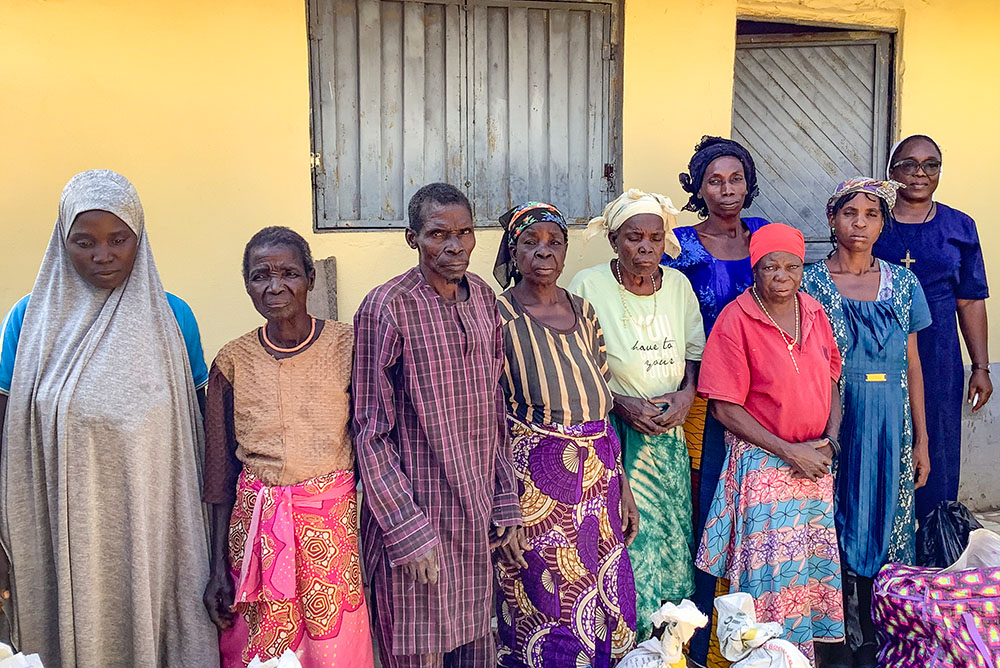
[694,224,845,665]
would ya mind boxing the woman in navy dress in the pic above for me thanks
[872,134,992,528]
[663,135,769,666]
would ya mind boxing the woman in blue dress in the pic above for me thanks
[802,177,931,668]
[663,135,769,666]
[872,134,992,526]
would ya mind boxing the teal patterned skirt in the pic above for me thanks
[610,414,694,640]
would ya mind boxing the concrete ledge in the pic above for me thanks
[960,363,1000,512]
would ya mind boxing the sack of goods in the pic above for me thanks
[874,528,1000,668]
[619,600,708,668]
[714,593,809,668]
[0,644,43,668]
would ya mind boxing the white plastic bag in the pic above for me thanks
[715,593,809,668]
[0,643,43,668]
[941,528,1000,572]
[618,599,709,668]
[618,639,678,668]
[247,649,303,668]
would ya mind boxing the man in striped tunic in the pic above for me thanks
[352,183,522,668]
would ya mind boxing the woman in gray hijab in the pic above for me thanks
[0,170,219,667]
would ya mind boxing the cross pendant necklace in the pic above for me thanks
[614,259,658,328]
[899,202,935,270]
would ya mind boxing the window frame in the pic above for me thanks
[731,28,895,257]
[306,0,624,231]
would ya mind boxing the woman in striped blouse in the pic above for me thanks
[490,202,639,668]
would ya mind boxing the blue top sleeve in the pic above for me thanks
[955,212,989,300]
[0,293,209,394]
[909,280,933,333]
[165,293,210,389]
[0,295,31,395]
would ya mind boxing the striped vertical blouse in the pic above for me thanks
[497,290,613,426]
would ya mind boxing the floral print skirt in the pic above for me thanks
[696,431,845,663]
[221,468,373,667]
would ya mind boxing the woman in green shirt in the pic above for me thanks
[569,188,706,639]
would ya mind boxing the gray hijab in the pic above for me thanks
[0,170,219,666]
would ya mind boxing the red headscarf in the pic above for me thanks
[749,223,805,267]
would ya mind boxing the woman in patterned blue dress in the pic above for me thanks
[801,177,931,668]
[664,136,770,666]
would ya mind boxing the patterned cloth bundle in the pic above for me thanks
[873,561,1000,667]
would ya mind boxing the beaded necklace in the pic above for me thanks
[750,287,800,374]
[261,316,317,354]
[614,259,659,328]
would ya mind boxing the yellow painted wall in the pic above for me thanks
[0,0,614,357]
[2,0,998,358]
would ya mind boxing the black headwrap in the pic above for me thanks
[492,202,568,288]
[678,135,759,218]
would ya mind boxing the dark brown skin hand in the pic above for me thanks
[792,380,841,480]
[203,564,235,630]
[906,333,930,489]
[957,298,992,411]
[402,545,440,585]
[490,524,520,549]
[204,501,236,629]
[913,439,931,489]
[650,387,695,431]
[968,369,993,412]
[492,525,530,570]
[815,444,834,460]
[784,439,832,481]
[612,394,664,436]
[620,476,640,546]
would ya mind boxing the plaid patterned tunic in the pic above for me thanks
[352,267,521,655]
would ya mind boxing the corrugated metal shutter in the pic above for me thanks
[732,32,892,253]
[468,1,613,223]
[309,0,619,228]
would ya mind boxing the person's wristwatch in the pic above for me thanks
[823,434,842,457]
[972,363,991,373]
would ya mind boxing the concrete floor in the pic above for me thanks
[976,510,1000,534]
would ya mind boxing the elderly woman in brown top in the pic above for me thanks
[201,226,374,667]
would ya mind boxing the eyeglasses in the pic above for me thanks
[890,158,942,176]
